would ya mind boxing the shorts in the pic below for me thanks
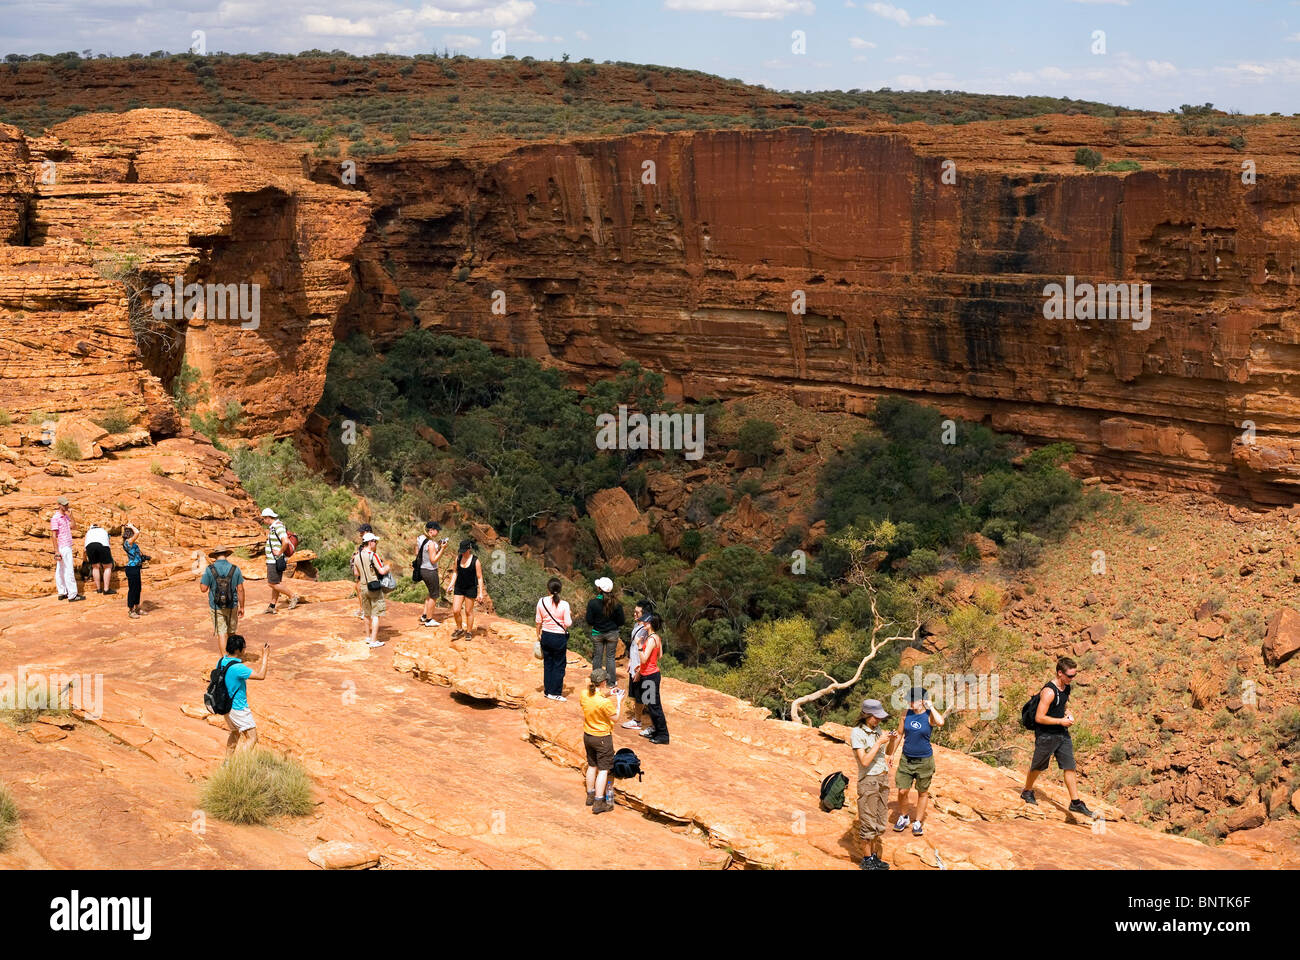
[86,543,112,565]
[856,770,891,841]
[895,753,935,792]
[420,568,442,600]
[628,676,644,705]
[224,708,256,732]
[266,561,283,585]
[1030,732,1076,772]
[361,590,386,618]
[210,606,239,637]
[583,732,615,771]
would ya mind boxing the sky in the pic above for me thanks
[2,0,1298,114]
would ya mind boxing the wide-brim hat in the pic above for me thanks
[208,546,236,558]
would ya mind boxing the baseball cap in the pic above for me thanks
[260,508,278,518]
[589,668,608,685]
[860,698,889,719]
[56,496,69,506]
[362,532,379,543]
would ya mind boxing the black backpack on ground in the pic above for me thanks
[211,562,237,609]
[205,659,236,716]
[819,771,849,811]
[612,748,643,781]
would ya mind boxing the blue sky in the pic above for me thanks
[3,0,1297,113]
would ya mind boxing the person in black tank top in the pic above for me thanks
[444,540,490,639]
[1021,656,1095,819]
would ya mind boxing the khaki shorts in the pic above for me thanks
[856,771,891,841]
[211,606,239,637]
[361,590,386,618]
[225,708,256,732]
[895,753,935,793]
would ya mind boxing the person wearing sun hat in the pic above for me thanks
[201,545,246,650]
[584,576,624,687]
[852,698,900,870]
[358,531,390,648]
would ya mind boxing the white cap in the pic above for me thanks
[594,576,613,592]
[362,532,379,543]
[260,508,278,518]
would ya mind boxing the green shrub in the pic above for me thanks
[736,418,779,462]
[52,436,81,459]
[200,749,314,824]
[95,405,133,434]
[1074,147,1103,169]
[0,782,17,851]
[1101,159,1141,172]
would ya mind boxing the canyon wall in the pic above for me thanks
[341,128,1300,502]
[0,110,368,597]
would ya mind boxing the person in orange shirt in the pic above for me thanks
[580,668,623,814]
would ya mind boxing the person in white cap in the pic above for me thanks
[50,495,83,602]
[852,698,900,870]
[259,507,299,614]
[358,531,390,647]
[584,576,624,685]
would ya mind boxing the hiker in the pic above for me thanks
[1021,657,1096,818]
[853,699,900,870]
[358,531,389,648]
[201,547,245,647]
[216,633,268,755]
[350,524,372,619]
[444,539,489,639]
[892,687,944,838]
[50,496,82,602]
[635,612,669,745]
[536,577,573,700]
[260,507,299,614]
[585,577,624,686]
[84,522,115,594]
[622,599,654,731]
[122,522,145,618]
[416,521,447,628]
[581,667,624,814]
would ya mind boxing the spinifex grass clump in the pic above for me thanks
[200,750,314,825]
[0,782,19,851]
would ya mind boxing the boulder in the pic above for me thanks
[1197,620,1224,640]
[1224,803,1266,834]
[53,416,107,460]
[1262,608,1300,666]
[307,841,381,870]
[585,487,650,558]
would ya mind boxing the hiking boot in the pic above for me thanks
[265,605,277,614]
[859,856,875,870]
[912,821,924,837]
[1068,799,1096,818]
[1020,789,1038,805]
[129,610,141,619]
[875,858,891,870]
[892,815,910,832]
[586,792,596,807]
[287,597,300,610]
[592,799,613,815]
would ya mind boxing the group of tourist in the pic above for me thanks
[48,493,1092,845]
[850,657,1095,870]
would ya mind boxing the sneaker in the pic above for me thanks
[592,799,613,815]
[419,616,428,625]
[366,639,385,648]
[545,693,563,701]
[1068,799,1096,818]
[859,856,875,871]
[287,597,299,610]
[875,858,891,870]
[1020,789,1038,805]
[648,735,669,745]
[552,695,567,702]
[57,595,67,600]
[424,618,440,627]
[892,815,910,832]
[912,821,924,837]
[265,605,277,614]
[355,609,364,619]
[68,595,85,602]
[621,720,642,730]
[128,610,141,619]
[103,589,117,595]
[639,728,654,738]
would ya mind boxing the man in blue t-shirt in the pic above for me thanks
[218,633,269,754]
[201,547,246,651]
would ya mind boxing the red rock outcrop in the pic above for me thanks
[342,126,1300,503]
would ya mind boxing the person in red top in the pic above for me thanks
[636,613,669,745]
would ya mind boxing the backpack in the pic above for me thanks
[412,536,428,582]
[204,659,236,716]
[819,771,849,811]
[210,562,237,610]
[612,748,643,781]
[270,524,297,559]
[1021,685,1051,731]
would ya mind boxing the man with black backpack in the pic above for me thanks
[207,634,268,755]
[1020,656,1096,818]
[200,547,245,648]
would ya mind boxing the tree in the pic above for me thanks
[736,418,779,463]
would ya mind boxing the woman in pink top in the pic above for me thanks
[636,613,669,745]
[535,577,573,701]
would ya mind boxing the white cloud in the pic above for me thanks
[866,2,945,27]
[663,0,816,19]
[302,14,377,37]
[443,33,483,47]
[1146,60,1177,76]
[575,29,590,40]
[849,36,876,48]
